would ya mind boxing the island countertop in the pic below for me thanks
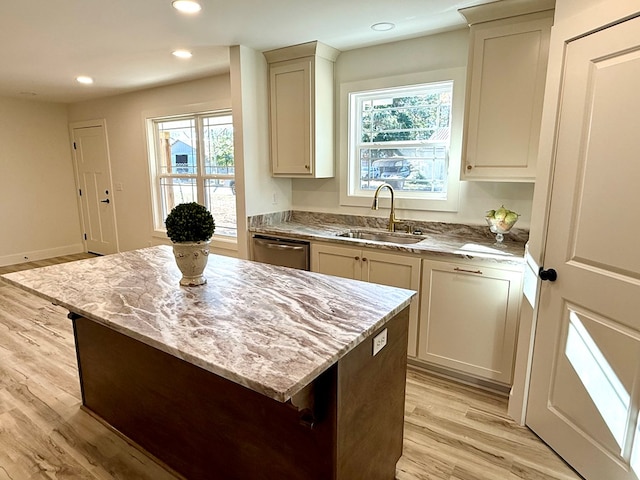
[1,246,415,402]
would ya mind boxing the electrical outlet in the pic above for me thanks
[372,328,388,356]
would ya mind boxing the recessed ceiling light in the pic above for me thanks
[172,0,201,13]
[76,76,94,85]
[172,49,193,59]
[371,22,396,32]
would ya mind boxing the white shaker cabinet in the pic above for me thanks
[311,243,421,357]
[418,258,523,385]
[264,41,339,178]
[460,10,552,181]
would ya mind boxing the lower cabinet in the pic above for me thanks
[311,243,524,386]
[311,243,421,357]
[418,258,523,385]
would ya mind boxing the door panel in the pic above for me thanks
[571,48,640,278]
[73,125,118,255]
[270,60,312,175]
[365,251,421,358]
[365,252,417,289]
[310,244,360,280]
[426,271,509,371]
[550,306,640,464]
[418,260,521,384]
[527,16,640,480]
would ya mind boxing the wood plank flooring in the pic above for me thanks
[0,254,583,480]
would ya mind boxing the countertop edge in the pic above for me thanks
[1,259,416,403]
[250,223,526,265]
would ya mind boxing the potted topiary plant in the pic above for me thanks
[165,202,215,286]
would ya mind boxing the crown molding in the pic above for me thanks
[459,0,555,26]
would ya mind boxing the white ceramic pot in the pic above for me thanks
[172,241,210,286]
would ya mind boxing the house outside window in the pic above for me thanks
[350,81,453,200]
[148,111,236,238]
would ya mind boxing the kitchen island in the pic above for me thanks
[1,246,415,480]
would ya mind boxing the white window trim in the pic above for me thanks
[339,67,466,212]
[143,100,237,247]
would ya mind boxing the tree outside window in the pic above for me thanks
[351,82,453,198]
[150,111,236,237]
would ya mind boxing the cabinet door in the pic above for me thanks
[462,14,551,181]
[311,244,422,358]
[310,243,361,280]
[363,250,421,358]
[418,259,522,385]
[269,59,312,176]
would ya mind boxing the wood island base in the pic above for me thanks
[71,308,409,480]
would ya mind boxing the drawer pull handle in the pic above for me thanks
[453,267,483,275]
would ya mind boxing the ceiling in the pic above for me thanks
[0,0,494,103]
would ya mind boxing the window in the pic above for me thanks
[339,69,464,212]
[349,82,452,199]
[148,111,236,237]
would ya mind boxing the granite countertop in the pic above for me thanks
[250,211,528,265]
[1,246,414,403]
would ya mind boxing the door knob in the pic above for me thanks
[539,267,557,282]
[100,198,110,204]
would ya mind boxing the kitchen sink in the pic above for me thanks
[336,230,426,245]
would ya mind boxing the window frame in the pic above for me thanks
[145,103,236,241]
[350,81,453,199]
[339,68,466,213]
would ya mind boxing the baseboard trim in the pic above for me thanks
[0,243,85,267]
[408,358,511,397]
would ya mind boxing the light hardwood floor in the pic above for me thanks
[0,254,582,480]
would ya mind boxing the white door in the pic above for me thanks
[527,16,640,480]
[71,124,118,255]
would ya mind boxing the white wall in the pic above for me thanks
[230,45,292,258]
[291,28,535,228]
[2,28,541,266]
[0,97,83,266]
[67,75,232,253]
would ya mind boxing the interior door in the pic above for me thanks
[527,16,640,480]
[72,124,118,255]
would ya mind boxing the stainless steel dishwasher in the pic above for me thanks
[251,235,310,270]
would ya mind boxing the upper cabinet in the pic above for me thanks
[459,1,553,182]
[264,41,340,178]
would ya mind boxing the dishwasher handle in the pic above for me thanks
[254,238,306,251]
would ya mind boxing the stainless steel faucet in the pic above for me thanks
[371,183,399,232]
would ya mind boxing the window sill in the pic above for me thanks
[152,231,238,253]
[340,192,459,213]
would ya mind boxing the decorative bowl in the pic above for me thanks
[485,216,518,234]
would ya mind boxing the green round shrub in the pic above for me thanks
[165,202,215,243]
